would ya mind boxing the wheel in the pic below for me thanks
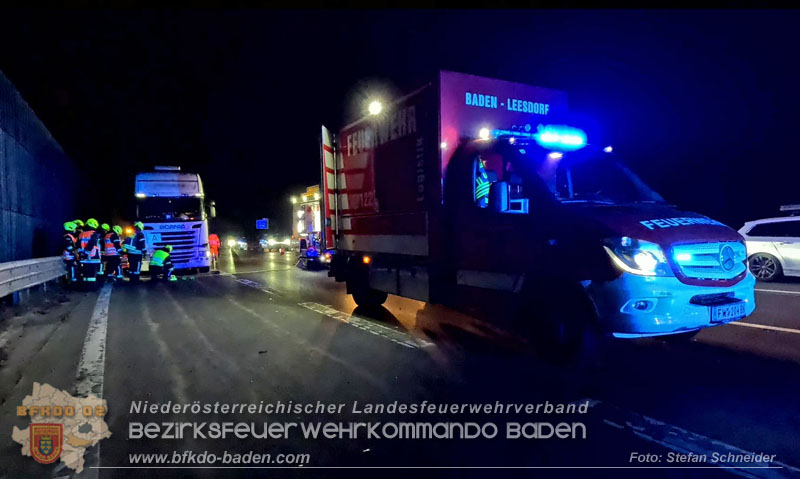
[352,287,388,308]
[515,283,594,363]
[748,253,782,281]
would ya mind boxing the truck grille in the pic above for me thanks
[152,231,197,264]
[671,242,747,280]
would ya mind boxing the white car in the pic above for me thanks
[739,216,800,281]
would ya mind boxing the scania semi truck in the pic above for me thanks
[134,166,213,273]
[320,71,755,353]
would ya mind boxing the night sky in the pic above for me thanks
[3,10,799,236]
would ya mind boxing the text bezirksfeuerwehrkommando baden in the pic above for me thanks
[130,400,590,416]
[128,400,591,440]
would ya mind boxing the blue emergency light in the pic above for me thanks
[533,125,587,151]
[491,124,587,151]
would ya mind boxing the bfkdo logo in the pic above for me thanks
[30,423,63,464]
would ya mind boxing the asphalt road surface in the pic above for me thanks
[2,249,800,478]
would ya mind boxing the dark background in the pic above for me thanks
[2,10,798,236]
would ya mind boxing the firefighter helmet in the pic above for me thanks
[134,221,144,231]
[86,218,99,229]
[165,245,173,253]
[63,221,77,232]
[113,225,123,235]
[101,223,110,231]
[74,219,84,228]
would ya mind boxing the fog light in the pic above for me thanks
[633,301,649,311]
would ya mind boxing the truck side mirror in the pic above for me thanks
[489,181,509,212]
[209,200,217,219]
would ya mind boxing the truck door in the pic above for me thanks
[447,150,550,293]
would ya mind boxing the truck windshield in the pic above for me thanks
[553,154,666,205]
[137,197,204,222]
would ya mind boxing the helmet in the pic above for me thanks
[86,218,99,229]
[165,245,173,253]
[101,223,110,231]
[63,221,77,232]
[113,225,123,235]
[74,219,84,228]
[134,221,144,231]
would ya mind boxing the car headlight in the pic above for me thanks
[227,239,237,247]
[603,237,672,277]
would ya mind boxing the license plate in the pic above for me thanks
[711,301,746,323]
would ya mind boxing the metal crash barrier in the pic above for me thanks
[0,257,65,299]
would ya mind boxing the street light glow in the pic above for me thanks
[478,127,490,140]
[368,100,383,115]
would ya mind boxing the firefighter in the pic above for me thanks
[73,219,85,238]
[78,218,102,283]
[98,223,110,277]
[149,245,176,282]
[62,222,78,284]
[208,233,220,269]
[104,225,124,281]
[123,222,146,283]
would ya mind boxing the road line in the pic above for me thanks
[75,283,113,398]
[731,321,800,335]
[755,288,800,296]
[595,400,799,478]
[234,277,281,295]
[298,302,434,349]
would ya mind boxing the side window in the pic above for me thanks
[748,221,800,237]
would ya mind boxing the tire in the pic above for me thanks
[516,284,593,363]
[748,253,782,282]
[350,283,388,308]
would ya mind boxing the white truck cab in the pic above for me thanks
[134,166,214,272]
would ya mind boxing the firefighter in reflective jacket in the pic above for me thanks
[62,222,78,283]
[98,223,110,276]
[78,218,102,282]
[149,245,176,282]
[123,222,146,282]
[104,225,124,281]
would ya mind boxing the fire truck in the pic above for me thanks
[320,71,755,355]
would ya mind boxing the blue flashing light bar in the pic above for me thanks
[492,124,587,151]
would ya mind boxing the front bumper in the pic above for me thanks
[587,272,756,338]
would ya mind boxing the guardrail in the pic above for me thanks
[0,257,65,299]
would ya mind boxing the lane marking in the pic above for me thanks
[298,302,434,350]
[63,283,112,479]
[75,283,113,397]
[593,400,799,478]
[234,277,281,296]
[731,321,800,335]
[755,288,800,296]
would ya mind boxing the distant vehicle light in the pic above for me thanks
[440,141,447,149]
[314,192,320,200]
[290,196,298,204]
[508,137,515,144]
[268,239,277,246]
[604,145,613,153]
[547,151,563,160]
[227,239,237,248]
[368,100,383,116]
[136,193,146,198]
[478,127,491,140]
[362,255,372,264]
[124,227,134,236]
[297,210,304,219]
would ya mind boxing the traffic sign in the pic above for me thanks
[256,218,269,230]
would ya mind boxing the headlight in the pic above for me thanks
[603,237,672,277]
[227,239,237,247]
[268,239,276,246]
